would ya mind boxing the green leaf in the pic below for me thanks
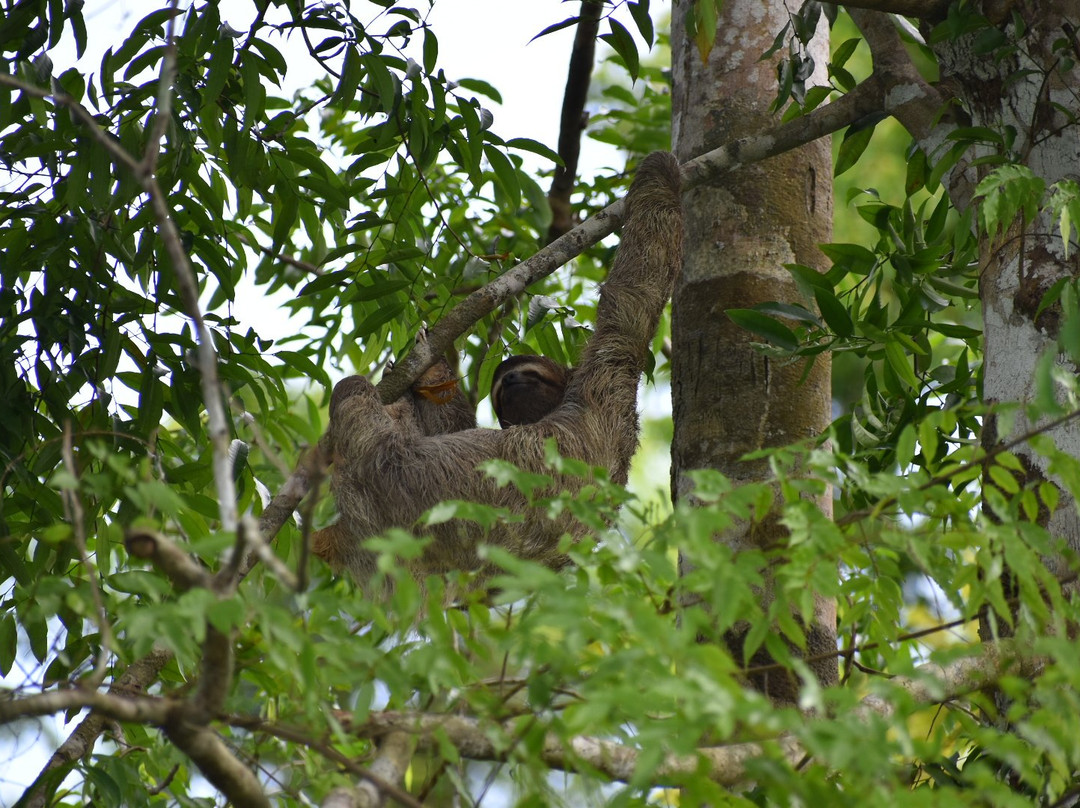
[988,464,1020,495]
[484,144,521,209]
[974,164,1046,240]
[363,51,400,113]
[422,28,439,74]
[831,37,861,70]
[454,77,503,103]
[601,19,640,81]
[752,302,821,325]
[628,0,654,48]
[529,16,582,43]
[276,350,331,388]
[819,243,876,275]
[0,615,16,676]
[814,287,853,337]
[207,598,246,634]
[726,309,800,352]
[895,424,916,468]
[691,0,720,63]
[354,300,406,338]
[506,137,562,166]
[201,34,233,111]
[351,278,412,302]
[784,263,832,292]
[884,339,920,390]
[1048,179,1080,257]
[835,122,876,176]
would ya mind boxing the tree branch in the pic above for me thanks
[354,732,415,808]
[845,7,977,208]
[125,528,212,591]
[228,717,425,808]
[163,719,270,808]
[376,69,888,404]
[547,0,603,241]
[336,640,1038,788]
[832,0,951,17]
[0,688,170,726]
[123,528,250,797]
[141,1,181,175]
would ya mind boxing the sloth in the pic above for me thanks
[490,354,570,428]
[311,151,683,589]
[383,336,477,436]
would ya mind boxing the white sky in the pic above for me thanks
[78,0,625,171]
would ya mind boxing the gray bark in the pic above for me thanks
[931,2,1080,618]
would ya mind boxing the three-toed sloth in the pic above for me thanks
[311,151,683,589]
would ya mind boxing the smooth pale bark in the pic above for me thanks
[848,1,1080,633]
[670,0,837,699]
[961,2,1080,628]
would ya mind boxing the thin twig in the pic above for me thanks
[236,513,299,590]
[142,1,182,175]
[836,406,1080,528]
[233,230,324,277]
[61,423,114,689]
[227,717,426,808]
[140,24,239,533]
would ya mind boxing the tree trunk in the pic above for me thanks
[670,0,837,700]
[929,1,1080,635]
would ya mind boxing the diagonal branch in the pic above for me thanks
[845,7,977,209]
[163,720,270,808]
[376,69,888,404]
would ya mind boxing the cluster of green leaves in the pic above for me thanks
[729,182,982,482]
[587,29,672,159]
[533,0,655,83]
[0,0,585,670]
[731,4,1080,487]
[760,0,835,112]
[42,408,1080,805]
[0,0,674,803]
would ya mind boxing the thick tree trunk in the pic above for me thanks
[670,0,836,699]
[929,1,1080,634]
[849,0,1080,637]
